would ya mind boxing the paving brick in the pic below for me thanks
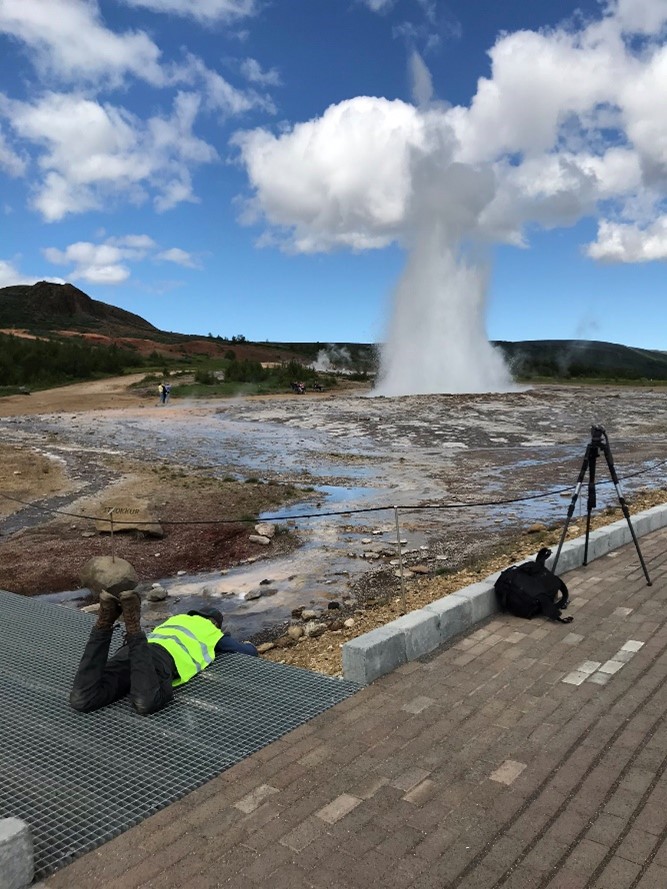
[590,853,642,888]
[315,794,362,825]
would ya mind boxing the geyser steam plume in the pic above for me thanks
[376,239,512,396]
[375,136,513,395]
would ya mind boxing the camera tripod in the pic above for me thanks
[552,425,652,585]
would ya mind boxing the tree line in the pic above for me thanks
[0,333,142,389]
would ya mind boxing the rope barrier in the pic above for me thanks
[0,457,665,527]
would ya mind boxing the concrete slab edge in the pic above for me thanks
[0,818,34,889]
[342,503,667,686]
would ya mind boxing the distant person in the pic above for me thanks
[164,382,171,403]
[69,591,258,716]
[157,383,165,405]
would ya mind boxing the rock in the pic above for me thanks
[92,495,164,538]
[304,621,327,638]
[410,565,430,575]
[81,603,100,614]
[259,578,273,586]
[394,569,414,578]
[363,552,381,560]
[301,609,318,620]
[79,556,138,598]
[177,570,186,576]
[525,522,548,534]
[257,642,275,653]
[248,534,271,546]
[81,531,96,538]
[245,589,262,601]
[327,601,341,610]
[329,620,345,631]
[287,625,304,640]
[254,522,276,539]
[291,606,305,618]
[344,618,355,628]
[146,584,168,602]
[361,538,372,544]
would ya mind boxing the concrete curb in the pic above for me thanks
[342,503,667,685]
[0,818,34,889]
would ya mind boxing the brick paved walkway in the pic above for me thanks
[44,529,667,889]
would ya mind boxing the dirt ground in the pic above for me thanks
[2,376,667,675]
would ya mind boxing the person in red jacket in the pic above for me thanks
[70,589,257,716]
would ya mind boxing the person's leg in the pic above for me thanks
[70,592,129,712]
[121,590,174,715]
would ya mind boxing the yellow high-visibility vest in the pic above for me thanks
[147,614,223,686]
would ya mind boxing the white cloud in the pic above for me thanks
[0,259,64,287]
[586,218,667,261]
[234,97,428,252]
[0,127,26,176]
[240,58,282,87]
[181,54,276,117]
[361,0,395,12]
[42,235,199,283]
[118,0,258,23]
[107,234,158,251]
[0,0,164,86]
[156,247,199,267]
[610,0,667,34]
[0,91,217,220]
[43,241,131,283]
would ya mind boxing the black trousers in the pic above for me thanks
[70,627,175,715]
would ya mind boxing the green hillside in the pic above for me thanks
[495,340,667,381]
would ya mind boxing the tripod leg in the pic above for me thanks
[583,448,598,566]
[602,443,652,586]
[553,446,591,574]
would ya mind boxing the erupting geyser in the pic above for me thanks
[375,242,513,396]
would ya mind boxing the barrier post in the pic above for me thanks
[394,506,407,613]
[108,508,115,562]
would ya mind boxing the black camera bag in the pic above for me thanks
[495,547,572,623]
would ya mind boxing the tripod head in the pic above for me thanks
[590,424,608,453]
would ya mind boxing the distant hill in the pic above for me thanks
[0,281,158,336]
[495,339,667,381]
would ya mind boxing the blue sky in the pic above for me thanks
[1,0,667,350]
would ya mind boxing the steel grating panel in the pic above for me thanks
[0,590,360,880]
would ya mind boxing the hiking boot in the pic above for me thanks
[119,589,143,636]
[95,590,122,630]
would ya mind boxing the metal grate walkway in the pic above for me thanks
[0,590,359,881]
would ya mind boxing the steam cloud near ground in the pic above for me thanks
[234,0,667,395]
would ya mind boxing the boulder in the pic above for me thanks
[525,522,548,534]
[92,496,164,538]
[248,534,271,546]
[79,556,138,598]
[254,522,276,539]
[304,621,327,638]
[257,642,275,653]
[287,625,304,640]
[146,584,168,602]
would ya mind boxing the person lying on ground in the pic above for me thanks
[70,592,258,716]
